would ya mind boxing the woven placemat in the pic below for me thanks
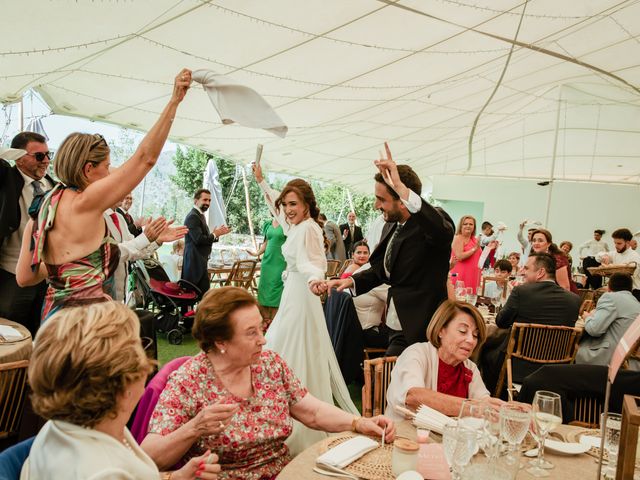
[319,433,395,480]
[566,428,608,460]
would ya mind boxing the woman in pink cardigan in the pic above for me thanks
[385,300,504,421]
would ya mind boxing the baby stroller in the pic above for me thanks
[130,258,202,345]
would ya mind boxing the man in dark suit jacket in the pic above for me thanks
[322,144,455,356]
[116,192,144,237]
[481,252,581,392]
[0,132,55,336]
[340,212,364,258]
[181,188,231,294]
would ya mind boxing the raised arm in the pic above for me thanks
[252,163,289,234]
[74,69,192,215]
[375,143,453,244]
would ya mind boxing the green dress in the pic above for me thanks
[257,220,286,307]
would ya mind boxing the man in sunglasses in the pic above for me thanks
[0,131,55,336]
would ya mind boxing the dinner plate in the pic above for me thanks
[544,438,591,455]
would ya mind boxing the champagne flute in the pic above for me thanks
[526,391,562,477]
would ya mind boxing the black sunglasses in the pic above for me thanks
[89,133,107,151]
[25,151,52,162]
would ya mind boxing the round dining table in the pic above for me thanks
[278,420,599,479]
[0,317,33,364]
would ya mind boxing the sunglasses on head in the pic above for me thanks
[25,151,52,162]
[89,133,107,151]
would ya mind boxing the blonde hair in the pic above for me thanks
[427,300,487,354]
[53,133,110,190]
[171,239,184,255]
[29,301,152,427]
[455,215,477,236]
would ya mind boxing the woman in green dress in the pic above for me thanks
[248,219,286,330]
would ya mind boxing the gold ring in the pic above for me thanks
[219,421,224,429]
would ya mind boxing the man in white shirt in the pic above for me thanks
[580,229,609,289]
[596,228,640,301]
[0,132,55,335]
[517,221,537,267]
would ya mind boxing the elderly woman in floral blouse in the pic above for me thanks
[142,287,395,480]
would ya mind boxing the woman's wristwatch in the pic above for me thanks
[351,416,362,433]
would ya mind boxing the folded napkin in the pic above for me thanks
[192,69,287,138]
[316,436,379,469]
[0,147,27,162]
[413,405,456,435]
[0,325,24,341]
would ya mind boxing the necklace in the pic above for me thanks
[122,437,134,452]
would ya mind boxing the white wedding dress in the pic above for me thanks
[258,181,359,455]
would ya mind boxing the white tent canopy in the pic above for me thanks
[2,0,639,192]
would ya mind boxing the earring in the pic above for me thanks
[220,349,226,354]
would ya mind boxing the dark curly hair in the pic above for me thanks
[275,179,328,249]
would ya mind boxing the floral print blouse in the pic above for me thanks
[148,349,308,480]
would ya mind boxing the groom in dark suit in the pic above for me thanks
[182,188,231,294]
[321,144,455,356]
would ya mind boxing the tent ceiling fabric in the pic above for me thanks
[2,0,640,192]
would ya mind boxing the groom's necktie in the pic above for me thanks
[384,224,403,274]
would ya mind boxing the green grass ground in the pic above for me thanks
[156,336,363,412]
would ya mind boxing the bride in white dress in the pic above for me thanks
[252,164,359,454]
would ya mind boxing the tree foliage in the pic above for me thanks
[171,146,377,236]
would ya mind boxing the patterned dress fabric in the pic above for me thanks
[148,350,308,480]
[30,184,120,321]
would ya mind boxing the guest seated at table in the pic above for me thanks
[141,287,395,479]
[596,228,640,302]
[385,300,503,421]
[479,253,581,393]
[575,273,640,368]
[530,228,578,293]
[23,301,219,479]
[559,241,574,269]
[482,259,513,301]
[340,241,369,278]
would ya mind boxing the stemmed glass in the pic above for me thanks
[480,406,502,462]
[455,281,466,301]
[443,425,477,480]
[526,391,562,477]
[465,287,478,306]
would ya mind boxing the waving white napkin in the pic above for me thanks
[0,325,24,341]
[192,69,287,138]
[0,147,27,162]
[316,435,379,469]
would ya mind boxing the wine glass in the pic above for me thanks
[455,280,466,301]
[526,391,562,477]
[480,406,502,461]
[443,425,477,480]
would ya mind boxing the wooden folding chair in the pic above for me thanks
[0,360,29,441]
[337,259,354,278]
[211,260,257,290]
[494,323,582,401]
[579,299,595,316]
[480,276,508,298]
[570,395,604,428]
[577,288,594,304]
[362,356,397,418]
[326,260,341,279]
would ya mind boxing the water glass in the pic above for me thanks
[500,403,531,450]
[526,391,562,478]
[601,412,622,479]
[443,425,477,480]
[465,287,478,306]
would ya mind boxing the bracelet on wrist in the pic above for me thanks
[351,416,362,433]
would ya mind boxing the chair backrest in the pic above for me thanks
[577,288,594,304]
[570,395,604,428]
[495,323,582,398]
[362,356,397,418]
[0,360,29,441]
[130,356,191,444]
[480,276,508,298]
[579,299,595,316]
[227,260,257,289]
[326,260,341,278]
[337,259,354,277]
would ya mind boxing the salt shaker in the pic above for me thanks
[392,438,419,476]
